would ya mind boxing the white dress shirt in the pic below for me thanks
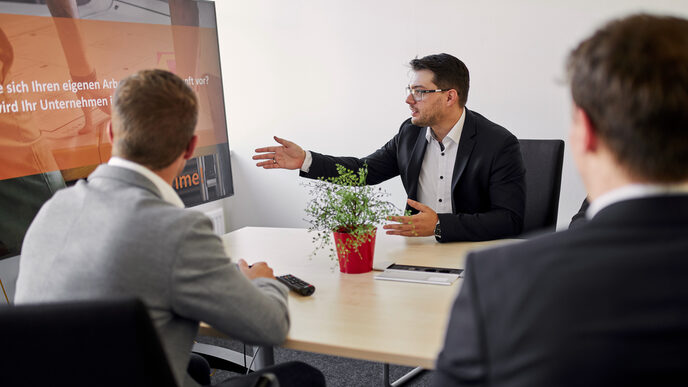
[301,149,314,172]
[587,182,688,219]
[417,110,465,213]
[301,110,466,214]
[108,157,185,208]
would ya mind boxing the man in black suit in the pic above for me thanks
[253,53,525,242]
[434,14,688,386]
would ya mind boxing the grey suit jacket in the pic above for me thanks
[16,165,289,386]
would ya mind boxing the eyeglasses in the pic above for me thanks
[405,87,451,102]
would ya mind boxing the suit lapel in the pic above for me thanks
[451,109,476,192]
[406,129,429,200]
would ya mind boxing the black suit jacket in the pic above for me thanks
[300,109,525,242]
[434,195,688,386]
[569,197,590,229]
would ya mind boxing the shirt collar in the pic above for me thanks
[108,157,185,208]
[587,182,688,219]
[424,108,465,145]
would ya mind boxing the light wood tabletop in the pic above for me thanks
[199,226,516,369]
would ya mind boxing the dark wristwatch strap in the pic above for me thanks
[434,222,442,241]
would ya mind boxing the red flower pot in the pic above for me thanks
[333,228,376,274]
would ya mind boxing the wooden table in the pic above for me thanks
[199,227,514,370]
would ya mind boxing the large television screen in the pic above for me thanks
[0,0,233,259]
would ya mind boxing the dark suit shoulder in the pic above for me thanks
[466,227,585,285]
[461,228,590,351]
[397,117,424,135]
[382,118,425,154]
[466,108,517,142]
[471,196,688,277]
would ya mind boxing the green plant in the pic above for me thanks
[303,164,406,260]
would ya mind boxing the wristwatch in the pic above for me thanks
[434,221,442,241]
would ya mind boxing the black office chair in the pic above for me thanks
[519,139,565,235]
[0,298,178,387]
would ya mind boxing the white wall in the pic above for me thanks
[214,0,688,232]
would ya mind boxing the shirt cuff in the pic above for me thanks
[300,150,313,173]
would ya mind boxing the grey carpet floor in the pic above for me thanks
[196,336,435,386]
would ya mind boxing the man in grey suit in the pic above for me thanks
[15,70,324,387]
[434,14,688,386]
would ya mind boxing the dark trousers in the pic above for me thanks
[188,354,325,387]
[216,361,326,387]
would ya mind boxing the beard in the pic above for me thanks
[411,108,441,127]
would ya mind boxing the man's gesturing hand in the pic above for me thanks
[253,136,306,170]
[383,199,439,237]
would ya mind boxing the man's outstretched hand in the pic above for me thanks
[253,136,306,170]
[384,199,439,237]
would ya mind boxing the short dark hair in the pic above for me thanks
[567,14,688,183]
[112,69,198,170]
[410,53,470,107]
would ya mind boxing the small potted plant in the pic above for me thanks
[303,164,404,273]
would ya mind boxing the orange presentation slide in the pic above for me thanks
[1,2,233,258]
[0,11,228,181]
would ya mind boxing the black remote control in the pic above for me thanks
[276,274,315,296]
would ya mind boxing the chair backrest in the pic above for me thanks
[519,139,565,235]
[0,298,178,387]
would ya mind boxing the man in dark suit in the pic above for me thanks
[253,53,525,242]
[434,14,688,386]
